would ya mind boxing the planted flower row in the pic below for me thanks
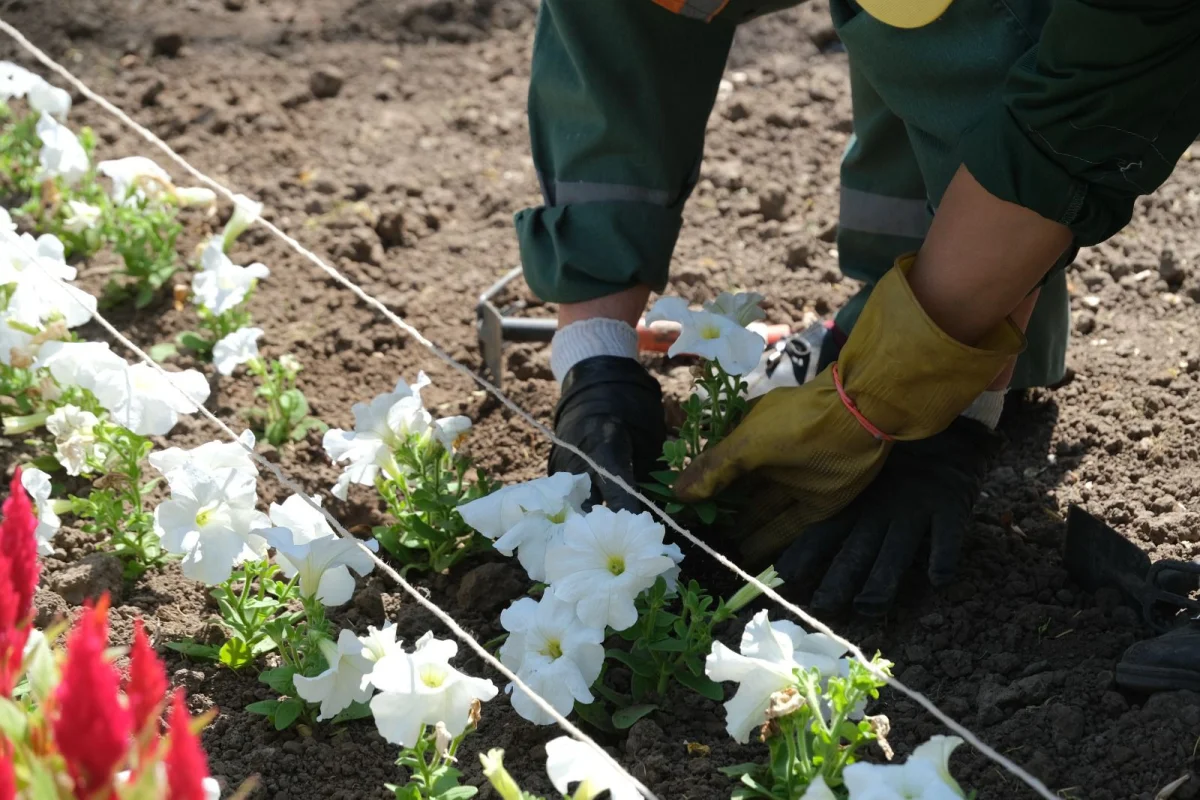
[0,61,975,800]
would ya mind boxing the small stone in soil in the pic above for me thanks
[310,66,346,99]
[33,587,68,628]
[152,31,184,58]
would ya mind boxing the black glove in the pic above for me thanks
[549,356,667,513]
[776,415,1001,617]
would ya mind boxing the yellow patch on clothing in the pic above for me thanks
[857,0,955,28]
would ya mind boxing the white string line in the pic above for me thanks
[6,238,660,800]
[0,22,1061,799]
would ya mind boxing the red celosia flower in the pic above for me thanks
[0,467,39,696]
[165,690,212,800]
[1,468,38,621]
[0,747,14,800]
[126,618,168,742]
[53,596,132,797]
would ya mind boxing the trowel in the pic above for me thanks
[1064,506,1200,632]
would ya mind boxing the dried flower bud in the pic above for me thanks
[174,284,190,311]
[866,714,894,760]
[758,719,781,741]
[468,698,482,729]
[765,686,805,721]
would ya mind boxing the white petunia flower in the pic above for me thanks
[45,404,99,476]
[358,622,404,665]
[34,114,88,186]
[498,595,604,725]
[367,632,498,747]
[705,291,766,327]
[645,296,765,376]
[148,430,257,489]
[221,193,263,250]
[61,200,102,234]
[35,341,127,390]
[457,473,590,583]
[910,735,967,796]
[322,373,433,500]
[842,757,964,800]
[192,239,269,314]
[174,186,217,208]
[91,362,210,436]
[293,629,376,721]
[97,156,173,203]
[799,776,837,800]
[213,326,263,376]
[705,609,851,743]
[28,82,71,120]
[544,506,676,631]
[544,736,641,800]
[20,467,60,556]
[152,466,271,585]
[430,415,472,455]
[264,526,377,607]
[266,492,335,544]
[2,232,96,331]
[0,62,38,101]
[661,541,685,593]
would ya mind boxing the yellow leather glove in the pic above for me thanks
[674,255,1025,564]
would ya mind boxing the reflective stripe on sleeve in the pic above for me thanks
[839,186,930,240]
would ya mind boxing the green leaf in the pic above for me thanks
[649,470,679,486]
[573,700,616,734]
[718,763,759,779]
[218,638,255,670]
[665,503,685,514]
[148,342,178,362]
[166,640,222,661]
[0,697,27,737]
[331,701,374,724]
[438,788,478,800]
[176,331,212,354]
[605,648,656,678]
[612,703,657,729]
[259,665,298,696]
[244,699,280,717]
[390,784,422,800]
[638,482,676,499]
[647,638,687,653]
[274,698,304,730]
[695,501,718,525]
[676,669,725,702]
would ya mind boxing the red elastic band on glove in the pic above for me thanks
[831,362,895,442]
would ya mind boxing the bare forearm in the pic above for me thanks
[557,285,652,328]
[910,165,1072,347]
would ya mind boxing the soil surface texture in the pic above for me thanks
[3,1,1200,798]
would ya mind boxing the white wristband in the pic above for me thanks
[961,390,1006,430]
[550,318,639,384]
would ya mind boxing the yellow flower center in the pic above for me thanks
[540,638,563,660]
[607,556,626,576]
[699,324,722,340]
[419,664,446,689]
[194,504,217,528]
[546,509,569,524]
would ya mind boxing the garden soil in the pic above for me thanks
[3,1,1200,798]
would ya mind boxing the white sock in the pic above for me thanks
[961,390,1006,429]
[550,318,639,384]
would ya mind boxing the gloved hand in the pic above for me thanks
[674,255,1024,564]
[775,415,1000,617]
[549,355,666,513]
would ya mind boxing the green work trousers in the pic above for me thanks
[516,0,1200,388]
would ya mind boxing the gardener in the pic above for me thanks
[516,0,1200,617]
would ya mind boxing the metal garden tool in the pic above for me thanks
[476,267,789,385]
[1064,506,1200,633]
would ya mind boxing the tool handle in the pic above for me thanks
[498,317,557,342]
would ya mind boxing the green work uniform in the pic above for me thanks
[515,0,1200,388]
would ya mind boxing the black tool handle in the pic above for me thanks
[500,317,557,343]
